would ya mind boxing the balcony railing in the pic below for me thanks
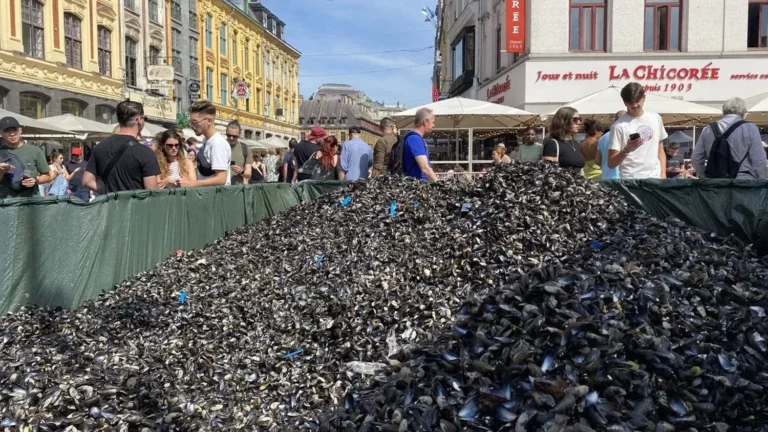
[171,2,182,22]
[190,63,200,79]
[189,12,198,31]
[172,56,183,73]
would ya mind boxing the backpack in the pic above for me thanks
[704,120,747,179]
[387,131,418,175]
[0,148,27,191]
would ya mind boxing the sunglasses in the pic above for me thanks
[571,117,582,124]
[226,134,240,140]
[165,143,181,149]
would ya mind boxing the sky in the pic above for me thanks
[263,0,437,109]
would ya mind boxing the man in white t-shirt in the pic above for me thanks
[182,101,232,187]
[608,83,668,179]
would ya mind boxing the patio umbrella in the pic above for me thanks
[0,108,74,135]
[256,136,289,149]
[110,122,167,138]
[240,138,269,150]
[544,87,722,126]
[392,97,537,129]
[744,92,768,123]
[39,114,113,136]
[667,131,694,142]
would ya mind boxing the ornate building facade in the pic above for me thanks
[0,0,123,122]
[195,0,300,141]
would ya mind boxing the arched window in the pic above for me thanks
[125,38,138,87]
[61,99,86,116]
[20,93,47,119]
[64,13,83,69]
[644,0,682,51]
[95,105,116,124]
[97,26,112,76]
[22,0,44,58]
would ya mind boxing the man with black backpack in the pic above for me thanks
[692,97,766,179]
[372,117,398,177]
[225,120,252,184]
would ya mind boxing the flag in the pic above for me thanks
[421,5,436,27]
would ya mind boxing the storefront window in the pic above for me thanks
[644,0,681,51]
[61,99,84,117]
[748,1,768,48]
[20,93,46,119]
[569,0,606,52]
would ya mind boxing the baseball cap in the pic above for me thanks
[0,116,21,131]
[306,127,328,141]
[71,147,83,156]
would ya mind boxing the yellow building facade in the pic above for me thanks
[0,0,123,122]
[196,0,300,140]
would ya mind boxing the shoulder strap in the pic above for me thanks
[722,120,746,140]
[710,122,722,139]
[241,142,248,160]
[102,139,136,181]
[549,137,560,160]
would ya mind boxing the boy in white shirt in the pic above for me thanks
[182,101,232,187]
[608,82,669,179]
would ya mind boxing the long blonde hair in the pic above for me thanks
[155,130,190,179]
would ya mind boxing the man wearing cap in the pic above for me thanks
[0,116,51,198]
[66,147,89,201]
[295,127,327,181]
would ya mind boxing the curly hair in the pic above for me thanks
[320,136,338,170]
[155,129,190,179]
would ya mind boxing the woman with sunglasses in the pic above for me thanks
[155,130,196,188]
[542,107,586,172]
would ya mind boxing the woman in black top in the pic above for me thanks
[542,106,586,171]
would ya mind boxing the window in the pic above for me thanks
[264,52,270,78]
[256,89,261,113]
[190,37,199,78]
[174,79,182,113]
[219,23,227,55]
[452,38,463,79]
[97,26,112,77]
[283,62,287,85]
[205,15,212,48]
[262,14,267,27]
[232,35,237,65]
[341,132,347,142]
[300,132,306,141]
[149,46,160,65]
[20,94,46,119]
[748,1,768,48]
[61,99,84,116]
[569,0,606,52]
[171,0,181,21]
[63,14,83,68]
[244,40,249,70]
[172,29,182,72]
[644,0,681,51]
[206,68,213,100]
[189,11,198,32]
[0,89,6,109]
[124,0,134,10]
[22,0,44,58]
[125,38,137,87]
[265,91,271,116]
[95,105,115,124]
[220,73,228,104]
[148,0,159,23]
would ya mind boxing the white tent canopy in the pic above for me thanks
[240,138,269,150]
[667,131,694,143]
[745,92,768,122]
[256,136,289,149]
[0,108,75,135]
[393,97,537,129]
[545,87,721,126]
[39,114,113,136]
[110,121,167,138]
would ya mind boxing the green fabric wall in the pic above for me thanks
[0,182,347,315]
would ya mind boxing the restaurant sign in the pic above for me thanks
[126,90,177,120]
[525,58,768,103]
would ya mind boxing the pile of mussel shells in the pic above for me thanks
[0,163,766,431]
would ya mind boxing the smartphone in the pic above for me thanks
[629,133,640,140]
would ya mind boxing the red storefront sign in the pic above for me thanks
[486,75,511,104]
[505,0,525,53]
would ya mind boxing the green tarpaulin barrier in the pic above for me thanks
[601,179,768,247]
[0,181,347,315]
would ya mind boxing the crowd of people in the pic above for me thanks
[1,81,766,200]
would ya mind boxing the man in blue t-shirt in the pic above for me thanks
[403,108,439,182]
[596,110,625,180]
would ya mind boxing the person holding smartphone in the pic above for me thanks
[0,117,51,198]
[607,83,669,179]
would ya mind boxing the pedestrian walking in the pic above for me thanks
[691,97,767,179]
[0,116,52,198]
[608,83,669,179]
[372,117,398,176]
[45,151,74,196]
[339,126,373,181]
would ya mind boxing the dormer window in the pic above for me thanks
[262,14,267,27]
[271,20,276,33]
[320,117,327,124]
[329,118,335,125]
[340,117,347,124]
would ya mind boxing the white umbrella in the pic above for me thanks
[39,114,113,136]
[667,131,694,143]
[545,87,722,126]
[110,122,167,138]
[256,136,289,149]
[392,97,537,129]
[0,108,74,135]
[240,138,269,150]
[744,92,768,123]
